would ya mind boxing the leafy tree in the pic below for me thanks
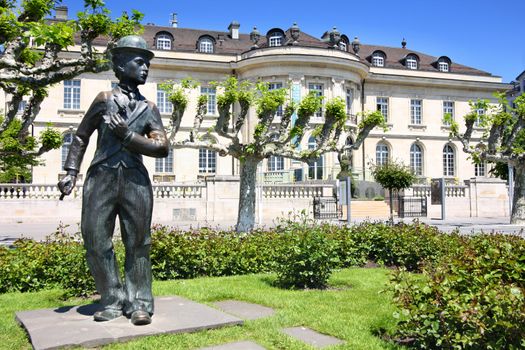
[447,93,525,224]
[164,77,384,232]
[0,0,143,180]
[0,117,61,182]
[370,160,416,223]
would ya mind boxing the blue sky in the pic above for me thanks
[64,0,524,82]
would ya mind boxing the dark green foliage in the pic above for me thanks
[371,160,417,192]
[274,221,340,289]
[0,117,39,182]
[390,234,525,349]
[150,226,282,280]
[0,225,96,297]
[0,220,449,297]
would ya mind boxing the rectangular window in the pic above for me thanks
[443,101,454,125]
[268,156,284,171]
[438,62,449,72]
[268,82,283,117]
[269,35,282,47]
[201,87,216,115]
[199,149,216,174]
[372,56,384,67]
[410,99,422,124]
[17,100,27,113]
[155,149,173,173]
[346,89,353,115]
[475,162,486,177]
[475,107,485,127]
[156,87,173,114]
[377,97,389,122]
[63,80,81,109]
[308,83,324,118]
[406,58,418,70]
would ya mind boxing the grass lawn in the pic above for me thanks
[0,268,404,350]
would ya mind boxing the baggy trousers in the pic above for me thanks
[81,163,154,315]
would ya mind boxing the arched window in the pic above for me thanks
[308,136,324,180]
[198,37,214,53]
[155,33,172,50]
[371,51,386,67]
[267,29,284,47]
[410,143,423,176]
[155,148,173,173]
[376,142,389,165]
[339,35,349,51]
[405,54,419,70]
[443,144,455,176]
[437,56,451,72]
[61,132,73,168]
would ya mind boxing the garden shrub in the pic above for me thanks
[390,233,525,349]
[274,221,339,289]
[0,226,97,297]
[349,221,458,270]
[150,226,282,280]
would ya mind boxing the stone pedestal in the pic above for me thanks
[15,296,243,350]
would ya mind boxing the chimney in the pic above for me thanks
[228,21,240,39]
[170,13,178,28]
[54,6,68,20]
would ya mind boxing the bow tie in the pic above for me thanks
[119,86,139,111]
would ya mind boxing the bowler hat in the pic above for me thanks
[111,35,154,60]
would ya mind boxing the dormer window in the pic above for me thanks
[436,56,452,72]
[267,29,285,47]
[198,36,215,53]
[371,51,386,67]
[405,54,419,70]
[155,33,173,50]
[339,35,349,51]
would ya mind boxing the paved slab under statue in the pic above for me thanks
[15,295,243,350]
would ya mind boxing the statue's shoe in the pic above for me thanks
[93,308,123,322]
[130,310,152,326]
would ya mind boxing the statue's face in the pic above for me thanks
[119,53,150,85]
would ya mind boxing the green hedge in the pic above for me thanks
[0,220,452,296]
[390,234,525,349]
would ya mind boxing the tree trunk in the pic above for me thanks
[236,157,260,232]
[388,189,394,224]
[511,162,525,224]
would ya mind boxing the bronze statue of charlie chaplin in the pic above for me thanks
[58,35,169,326]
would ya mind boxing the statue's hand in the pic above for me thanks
[58,174,77,196]
[108,113,129,139]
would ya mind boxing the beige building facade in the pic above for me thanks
[8,18,509,187]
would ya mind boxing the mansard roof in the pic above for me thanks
[90,23,493,77]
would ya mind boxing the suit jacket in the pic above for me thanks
[64,86,169,175]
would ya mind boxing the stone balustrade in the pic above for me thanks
[262,183,332,199]
[0,182,333,201]
[152,184,205,199]
[0,184,82,200]
[0,183,205,200]
[411,184,468,198]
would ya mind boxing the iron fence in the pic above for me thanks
[313,196,341,220]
